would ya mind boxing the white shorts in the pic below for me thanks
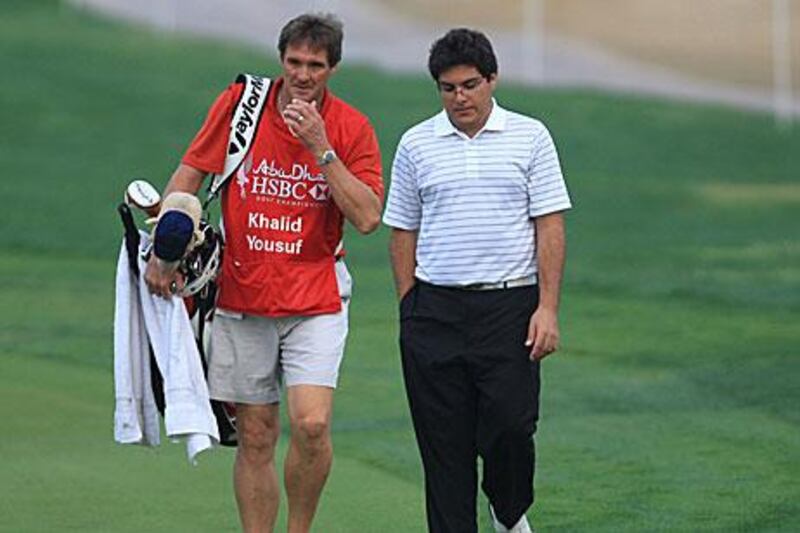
[207,261,351,404]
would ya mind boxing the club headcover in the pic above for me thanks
[150,192,204,261]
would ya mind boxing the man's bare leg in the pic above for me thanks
[234,403,281,533]
[284,385,334,533]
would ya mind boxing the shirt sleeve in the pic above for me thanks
[340,120,384,200]
[382,139,421,230]
[181,84,244,175]
[527,125,572,218]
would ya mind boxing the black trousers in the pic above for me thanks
[400,281,541,533]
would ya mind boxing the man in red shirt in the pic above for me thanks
[145,13,383,533]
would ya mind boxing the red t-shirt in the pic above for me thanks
[182,77,383,317]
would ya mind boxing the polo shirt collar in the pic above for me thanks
[434,98,507,138]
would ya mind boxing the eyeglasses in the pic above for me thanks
[437,76,485,96]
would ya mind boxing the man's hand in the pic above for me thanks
[398,283,416,303]
[528,212,566,360]
[389,229,418,301]
[283,98,383,234]
[525,307,560,360]
[282,99,329,157]
[144,255,184,299]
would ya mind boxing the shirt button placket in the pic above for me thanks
[465,139,479,179]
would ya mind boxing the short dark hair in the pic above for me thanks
[428,28,498,81]
[278,13,344,68]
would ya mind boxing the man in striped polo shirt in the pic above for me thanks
[383,28,572,533]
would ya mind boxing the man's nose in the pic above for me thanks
[295,65,310,81]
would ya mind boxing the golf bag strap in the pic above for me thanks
[117,204,141,277]
[205,73,273,209]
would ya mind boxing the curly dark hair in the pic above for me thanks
[278,13,344,68]
[428,28,498,81]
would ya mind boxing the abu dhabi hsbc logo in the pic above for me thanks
[307,183,331,201]
[239,158,332,203]
[236,154,253,199]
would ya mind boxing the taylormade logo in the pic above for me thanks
[229,76,266,155]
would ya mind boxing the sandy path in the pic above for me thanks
[70,0,800,116]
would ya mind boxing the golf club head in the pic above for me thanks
[125,179,161,217]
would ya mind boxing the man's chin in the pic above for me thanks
[448,113,475,130]
[289,88,316,102]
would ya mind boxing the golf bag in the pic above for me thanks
[117,202,237,446]
[116,73,272,448]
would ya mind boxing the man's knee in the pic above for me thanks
[238,408,280,462]
[291,415,331,450]
[479,414,536,456]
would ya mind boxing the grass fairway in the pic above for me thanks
[1,1,799,531]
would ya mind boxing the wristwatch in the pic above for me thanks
[317,149,338,166]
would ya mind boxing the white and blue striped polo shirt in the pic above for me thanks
[382,100,571,286]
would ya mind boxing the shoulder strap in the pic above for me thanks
[204,73,272,209]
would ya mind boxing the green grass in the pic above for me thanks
[1,1,799,531]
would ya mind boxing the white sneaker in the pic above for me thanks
[489,504,533,533]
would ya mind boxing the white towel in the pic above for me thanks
[113,234,219,464]
[114,240,160,447]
